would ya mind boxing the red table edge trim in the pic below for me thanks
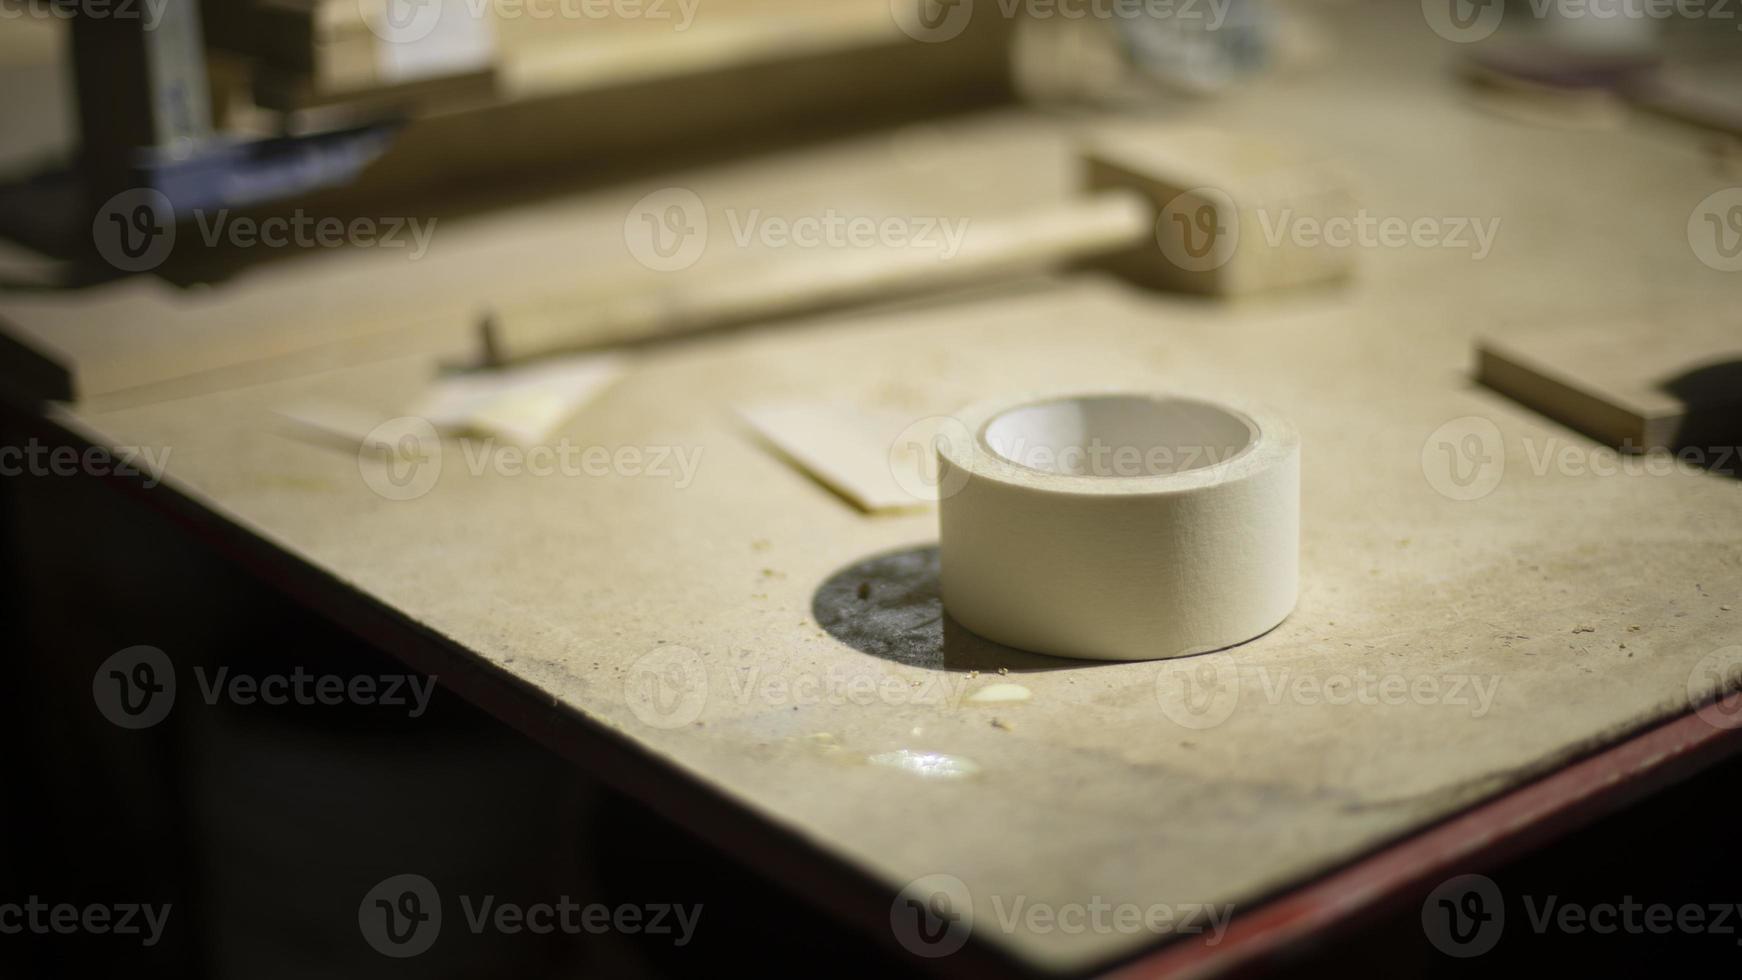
[1099,701,1742,980]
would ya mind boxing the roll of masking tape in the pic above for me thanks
[937,392,1299,661]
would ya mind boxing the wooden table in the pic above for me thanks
[4,3,1740,975]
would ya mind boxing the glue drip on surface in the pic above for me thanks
[968,682,1033,704]
[868,749,983,780]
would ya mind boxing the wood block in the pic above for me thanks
[1084,127,1357,295]
[1477,321,1742,451]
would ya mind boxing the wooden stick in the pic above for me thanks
[480,190,1152,365]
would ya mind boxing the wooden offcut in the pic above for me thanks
[1085,127,1358,295]
[1478,321,1742,451]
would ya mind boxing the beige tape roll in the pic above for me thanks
[937,392,1299,661]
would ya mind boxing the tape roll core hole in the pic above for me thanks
[981,395,1257,477]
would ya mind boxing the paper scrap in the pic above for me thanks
[275,403,438,464]
[968,683,1033,704]
[412,353,625,446]
[739,402,940,514]
[276,401,393,452]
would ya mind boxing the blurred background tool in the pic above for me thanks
[14,0,1013,272]
[0,0,1012,403]
[67,0,457,224]
[480,131,1355,364]
[1450,0,1742,139]
[52,0,1299,239]
[1011,0,1280,104]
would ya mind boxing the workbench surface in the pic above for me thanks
[14,3,1742,974]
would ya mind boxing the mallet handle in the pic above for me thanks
[480,190,1151,365]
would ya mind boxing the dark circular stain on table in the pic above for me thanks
[810,544,1083,674]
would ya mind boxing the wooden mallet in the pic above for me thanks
[480,128,1354,365]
